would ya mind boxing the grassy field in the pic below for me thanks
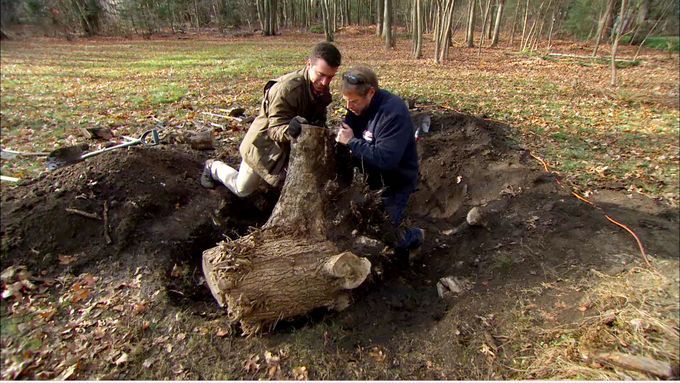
[622,35,680,52]
[1,30,678,205]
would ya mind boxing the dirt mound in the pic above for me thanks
[323,113,678,377]
[0,145,276,276]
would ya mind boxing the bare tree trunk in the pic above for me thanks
[432,0,440,41]
[441,0,456,58]
[531,0,550,51]
[321,0,334,41]
[465,0,475,47]
[193,0,200,28]
[376,0,383,36]
[521,0,543,52]
[485,0,494,39]
[257,0,266,33]
[332,0,337,31]
[412,0,424,58]
[593,0,614,57]
[490,0,504,47]
[611,0,628,86]
[545,7,555,53]
[434,0,455,62]
[426,0,433,33]
[384,0,395,48]
[477,0,491,55]
[509,0,519,45]
[520,0,529,50]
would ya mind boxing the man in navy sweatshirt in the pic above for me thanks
[335,66,424,258]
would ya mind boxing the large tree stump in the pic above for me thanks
[202,126,379,334]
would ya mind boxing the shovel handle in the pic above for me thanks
[140,129,161,145]
[80,129,160,160]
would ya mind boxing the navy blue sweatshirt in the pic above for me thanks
[344,89,419,192]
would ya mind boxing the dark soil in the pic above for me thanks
[1,112,677,379]
[0,145,277,307]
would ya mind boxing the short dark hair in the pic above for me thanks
[310,42,342,68]
[341,66,379,96]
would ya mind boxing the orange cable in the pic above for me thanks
[530,152,652,268]
[605,215,651,268]
[571,191,595,206]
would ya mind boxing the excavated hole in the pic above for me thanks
[162,190,279,311]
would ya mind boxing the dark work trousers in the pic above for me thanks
[382,186,423,250]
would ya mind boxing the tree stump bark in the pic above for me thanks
[202,126,378,334]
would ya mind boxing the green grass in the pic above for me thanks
[622,35,680,52]
[150,83,187,104]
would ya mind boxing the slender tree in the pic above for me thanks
[593,0,615,56]
[520,0,529,49]
[465,0,475,47]
[412,0,424,58]
[509,0,520,45]
[490,0,505,47]
[321,0,334,40]
[434,0,455,62]
[376,0,383,35]
[611,0,628,85]
[546,6,555,52]
[477,0,491,54]
[383,0,394,47]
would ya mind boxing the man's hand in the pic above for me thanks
[335,123,354,145]
[287,116,306,139]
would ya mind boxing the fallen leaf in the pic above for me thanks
[265,350,281,378]
[71,287,90,303]
[243,354,260,373]
[268,365,280,379]
[115,352,128,365]
[216,327,230,337]
[0,265,17,283]
[578,300,592,312]
[368,347,387,362]
[540,310,558,322]
[93,327,106,339]
[264,350,280,364]
[292,366,308,380]
[82,273,96,287]
[59,255,76,265]
[57,363,78,380]
[132,302,148,315]
[172,364,185,375]
[480,343,496,359]
[38,308,57,321]
[142,358,155,369]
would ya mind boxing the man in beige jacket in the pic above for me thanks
[200,42,342,196]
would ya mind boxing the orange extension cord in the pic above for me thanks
[530,153,652,269]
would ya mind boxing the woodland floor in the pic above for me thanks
[0,29,678,379]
